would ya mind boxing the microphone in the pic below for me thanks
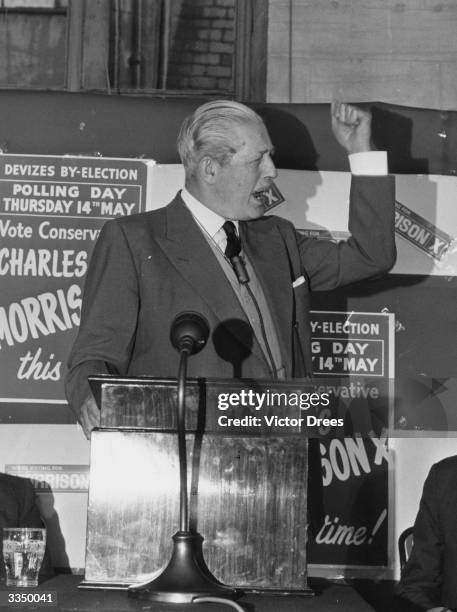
[230,255,250,284]
[170,311,210,354]
[130,311,239,602]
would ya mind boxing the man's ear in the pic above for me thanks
[198,156,219,185]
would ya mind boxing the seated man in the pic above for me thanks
[395,456,457,612]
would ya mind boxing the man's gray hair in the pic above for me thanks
[177,100,264,175]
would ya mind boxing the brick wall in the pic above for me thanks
[166,0,236,92]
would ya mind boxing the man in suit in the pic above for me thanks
[65,99,395,438]
[395,456,457,612]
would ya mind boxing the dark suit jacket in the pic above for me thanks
[65,175,395,415]
[395,456,457,611]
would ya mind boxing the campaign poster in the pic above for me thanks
[310,311,393,379]
[5,463,90,494]
[273,169,457,277]
[0,154,148,421]
[308,311,394,571]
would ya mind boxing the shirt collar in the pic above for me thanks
[181,187,239,238]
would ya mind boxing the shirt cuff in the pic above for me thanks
[349,151,388,175]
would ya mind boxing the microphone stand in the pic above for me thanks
[177,341,190,532]
[129,325,240,604]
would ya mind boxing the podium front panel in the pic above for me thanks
[84,430,309,590]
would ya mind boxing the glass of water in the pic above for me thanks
[2,528,46,587]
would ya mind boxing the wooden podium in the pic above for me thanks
[81,376,312,593]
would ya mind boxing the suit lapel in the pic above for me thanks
[155,195,269,369]
[240,219,294,376]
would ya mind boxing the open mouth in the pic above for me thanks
[252,183,285,212]
[252,187,271,206]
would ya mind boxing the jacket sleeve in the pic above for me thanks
[297,175,396,291]
[64,219,140,420]
[395,464,444,611]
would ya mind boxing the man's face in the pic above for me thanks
[213,121,277,220]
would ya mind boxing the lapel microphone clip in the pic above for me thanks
[230,255,250,284]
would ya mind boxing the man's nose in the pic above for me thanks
[263,154,277,180]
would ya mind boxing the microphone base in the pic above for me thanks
[128,531,242,604]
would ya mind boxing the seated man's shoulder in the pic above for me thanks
[0,472,35,500]
[0,473,40,525]
[421,456,457,502]
[430,455,457,481]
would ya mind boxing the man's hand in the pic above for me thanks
[331,101,372,154]
[79,395,100,439]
